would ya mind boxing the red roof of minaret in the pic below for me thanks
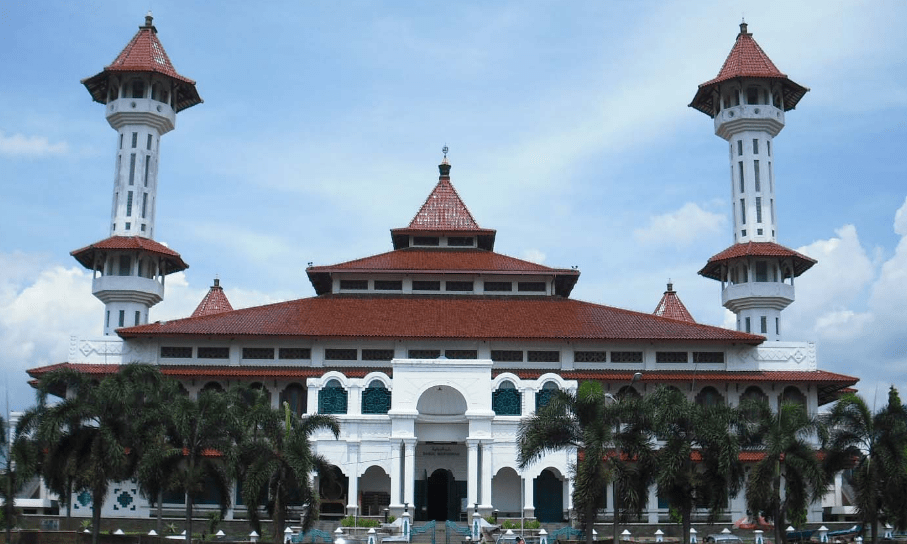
[191,278,234,318]
[653,283,696,323]
[82,13,202,112]
[699,241,817,281]
[391,154,496,249]
[71,235,188,273]
[690,22,808,116]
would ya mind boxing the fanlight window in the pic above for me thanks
[281,383,307,416]
[695,386,724,407]
[362,380,391,415]
[493,381,521,416]
[319,379,348,415]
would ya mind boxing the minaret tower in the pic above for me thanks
[692,22,816,341]
[71,13,200,335]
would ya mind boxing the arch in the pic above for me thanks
[319,465,348,517]
[416,385,467,416]
[741,385,767,405]
[248,381,272,405]
[535,380,559,411]
[359,465,391,516]
[425,468,457,521]
[781,386,807,407]
[533,469,564,522]
[491,467,521,516]
[281,382,307,416]
[362,372,392,389]
[695,386,724,407]
[201,381,223,393]
[318,378,348,414]
[616,385,641,399]
[362,380,391,414]
[493,380,521,416]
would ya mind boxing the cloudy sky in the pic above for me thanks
[1,1,906,412]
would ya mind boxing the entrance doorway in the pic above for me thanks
[534,469,563,522]
[415,469,466,521]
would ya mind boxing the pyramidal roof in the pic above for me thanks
[391,157,496,249]
[653,283,696,323]
[191,278,234,318]
[690,22,808,116]
[82,13,202,112]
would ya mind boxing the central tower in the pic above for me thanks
[692,23,816,341]
[72,14,200,335]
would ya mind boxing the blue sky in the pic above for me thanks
[1,1,906,412]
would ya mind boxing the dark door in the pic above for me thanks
[427,469,453,521]
[534,469,563,522]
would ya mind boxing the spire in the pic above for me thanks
[439,145,451,179]
[191,278,234,318]
[653,282,696,323]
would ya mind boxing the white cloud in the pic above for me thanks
[893,195,907,237]
[521,249,547,264]
[633,202,727,247]
[0,130,68,157]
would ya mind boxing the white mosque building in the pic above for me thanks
[26,16,857,526]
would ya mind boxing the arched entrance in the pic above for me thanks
[425,469,456,521]
[534,469,563,522]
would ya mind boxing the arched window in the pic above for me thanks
[248,382,272,405]
[362,380,391,414]
[740,385,768,421]
[493,381,521,416]
[535,381,559,411]
[280,383,307,416]
[782,386,807,407]
[201,381,223,393]
[318,379,348,414]
[695,386,724,407]
[616,385,641,400]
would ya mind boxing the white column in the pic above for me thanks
[523,474,535,518]
[403,439,416,508]
[467,440,479,507]
[347,446,360,516]
[390,441,402,508]
[480,442,493,509]
[647,484,659,524]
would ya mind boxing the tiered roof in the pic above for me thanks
[689,22,808,116]
[117,295,762,344]
[191,278,234,318]
[82,14,202,112]
[699,241,816,281]
[71,235,188,273]
[652,283,696,323]
[306,248,580,296]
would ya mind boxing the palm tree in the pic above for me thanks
[167,388,237,542]
[1,413,39,544]
[823,388,907,544]
[31,367,140,544]
[743,400,829,544]
[649,386,744,544]
[517,381,652,544]
[238,396,339,541]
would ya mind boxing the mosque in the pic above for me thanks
[26,14,857,526]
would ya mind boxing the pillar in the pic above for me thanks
[403,439,416,508]
[390,441,402,508]
[467,440,479,507]
[523,474,535,519]
[480,442,493,510]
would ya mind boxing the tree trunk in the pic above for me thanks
[612,482,619,544]
[274,491,285,544]
[66,479,72,518]
[681,508,692,544]
[585,499,596,544]
[157,489,164,536]
[869,514,878,544]
[92,488,104,544]
[186,495,194,544]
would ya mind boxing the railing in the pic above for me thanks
[292,529,333,543]
[445,521,471,544]
[411,520,437,544]
[548,527,583,542]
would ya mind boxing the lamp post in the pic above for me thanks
[610,372,642,544]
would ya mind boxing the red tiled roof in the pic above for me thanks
[406,176,481,231]
[71,236,188,274]
[306,248,580,296]
[690,23,808,116]
[191,279,234,318]
[81,15,202,112]
[117,294,763,344]
[653,283,695,323]
[699,241,816,280]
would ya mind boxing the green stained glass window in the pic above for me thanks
[319,379,348,414]
[362,381,391,414]
[535,382,559,411]
[492,382,521,416]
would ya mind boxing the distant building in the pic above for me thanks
[27,16,856,525]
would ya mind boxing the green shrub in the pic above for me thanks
[340,516,381,528]
[525,520,541,530]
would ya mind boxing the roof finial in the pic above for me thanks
[438,145,451,178]
[142,11,157,33]
[667,279,674,293]
[739,16,748,36]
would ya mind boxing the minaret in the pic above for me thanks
[72,13,199,335]
[692,22,816,341]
